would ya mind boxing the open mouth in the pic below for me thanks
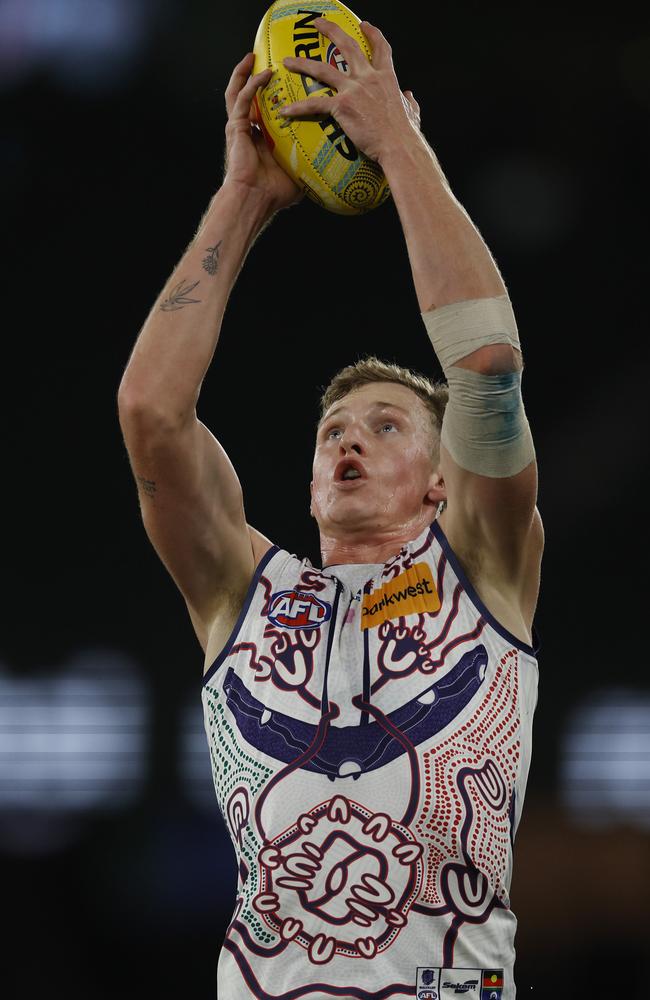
[334,459,367,485]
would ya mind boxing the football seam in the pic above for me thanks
[264,7,272,67]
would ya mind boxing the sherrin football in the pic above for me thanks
[252,0,391,215]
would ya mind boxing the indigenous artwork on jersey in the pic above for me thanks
[202,523,537,999]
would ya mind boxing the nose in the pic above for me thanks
[338,427,364,455]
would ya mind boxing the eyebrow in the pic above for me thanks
[320,401,411,426]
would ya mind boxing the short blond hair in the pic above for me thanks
[318,356,448,462]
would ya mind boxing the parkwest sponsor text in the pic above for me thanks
[361,562,440,629]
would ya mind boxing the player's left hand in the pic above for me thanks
[280,19,420,163]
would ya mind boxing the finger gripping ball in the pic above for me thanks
[252,0,391,215]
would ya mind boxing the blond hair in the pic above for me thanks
[318,356,448,462]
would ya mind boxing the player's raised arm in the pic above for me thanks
[281,19,542,603]
[118,55,302,652]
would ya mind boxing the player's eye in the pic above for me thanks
[379,422,397,433]
[327,427,342,440]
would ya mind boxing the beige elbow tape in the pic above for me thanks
[421,294,521,369]
[441,367,535,478]
[421,295,533,478]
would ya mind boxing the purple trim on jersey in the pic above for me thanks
[227,915,288,958]
[251,582,343,840]
[509,788,517,847]
[411,899,452,917]
[253,701,340,841]
[443,915,462,967]
[219,644,487,778]
[203,544,280,686]
[222,936,414,998]
[320,579,342,712]
[430,522,538,657]
[360,627,370,726]
[351,694,421,827]
[410,522,437,558]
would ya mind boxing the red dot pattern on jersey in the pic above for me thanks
[416,649,520,906]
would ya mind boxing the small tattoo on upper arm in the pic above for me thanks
[202,240,222,275]
[160,278,201,311]
[136,476,157,498]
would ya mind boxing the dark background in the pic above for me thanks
[2,1,649,996]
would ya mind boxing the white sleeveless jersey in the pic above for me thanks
[201,518,539,1000]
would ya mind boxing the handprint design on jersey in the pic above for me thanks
[202,522,537,999]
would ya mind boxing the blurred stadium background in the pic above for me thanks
[2,0,649,996]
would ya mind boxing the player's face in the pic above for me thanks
[311,382,443,537]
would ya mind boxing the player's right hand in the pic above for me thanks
[223,53,303,212]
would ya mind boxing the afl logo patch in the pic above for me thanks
[268,591,332,630]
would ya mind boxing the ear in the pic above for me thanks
[425,468,447,507]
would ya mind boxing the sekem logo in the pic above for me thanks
[442,981,478,995]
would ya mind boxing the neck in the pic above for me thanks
[319,509,439,567]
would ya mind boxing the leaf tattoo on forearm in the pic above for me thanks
[202,240,222,275]
[160,278,201,311]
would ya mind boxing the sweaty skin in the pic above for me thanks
[120,26,541,681]
[311,381,446,568]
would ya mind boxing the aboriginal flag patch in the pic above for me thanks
[361,562,440,630]
[481,969,504,999]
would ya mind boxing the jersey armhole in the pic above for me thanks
[430,521,539,658]
[202,544,280,686]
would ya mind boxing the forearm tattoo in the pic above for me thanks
[136,476,157,498]
[202,240,222,275]
[160,278,201,311]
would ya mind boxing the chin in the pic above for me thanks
[323,504,384,532]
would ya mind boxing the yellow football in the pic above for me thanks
[252,0,391,215]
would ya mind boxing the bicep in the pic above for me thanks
[441,443,539,580]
